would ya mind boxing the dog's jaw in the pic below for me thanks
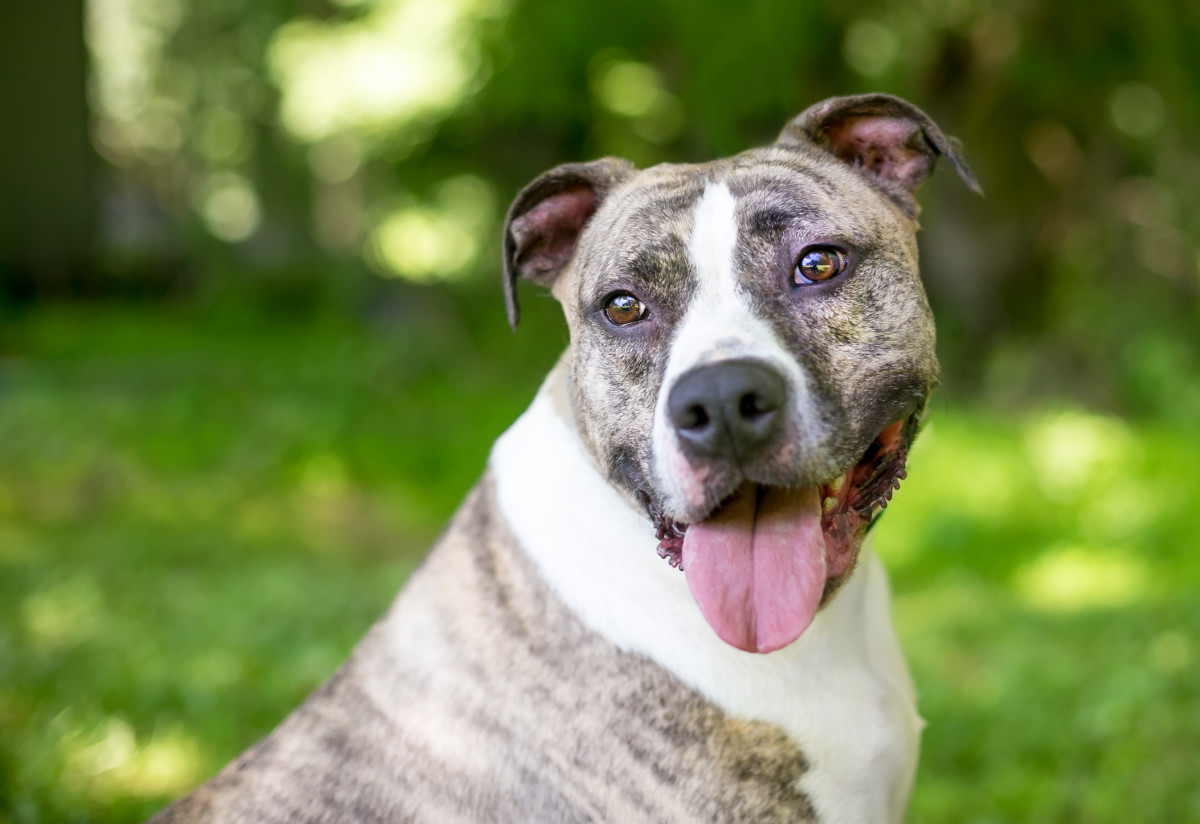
[490,363,922,824]
[646,415,915,583]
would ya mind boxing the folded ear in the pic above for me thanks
[503,157,636,329]
[777,93,982,217]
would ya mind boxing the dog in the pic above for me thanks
[151,93,979,824]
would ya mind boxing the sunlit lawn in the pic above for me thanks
[1,302,1196,823]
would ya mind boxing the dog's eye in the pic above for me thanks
[604,292,648,325]
[794,247,848,285]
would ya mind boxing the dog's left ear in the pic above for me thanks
[503,157,636,329]
[777,93,982,217]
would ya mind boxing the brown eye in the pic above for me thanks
[794,247,848,284]
[604,292,648,325]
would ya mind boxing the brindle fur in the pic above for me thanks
[152,479,816,824]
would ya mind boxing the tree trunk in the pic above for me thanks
[0,1,95,299]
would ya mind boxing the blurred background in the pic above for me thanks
[1,0,1197,821]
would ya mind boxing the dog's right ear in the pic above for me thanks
[503,158,635,330]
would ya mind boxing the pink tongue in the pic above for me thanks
[682,485,827,653]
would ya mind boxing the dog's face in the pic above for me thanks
[504,94,979,653]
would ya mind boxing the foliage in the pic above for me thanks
[75,0,1200,414]
[1,305,1196,823]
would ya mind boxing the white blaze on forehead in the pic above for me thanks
[650,180,812,515]
[675,181,759,373]
[689,181,740,308]
[671,179,799,381]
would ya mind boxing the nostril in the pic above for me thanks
[739,391,775,419]
[681,403,710,430]
[739,392,758,418]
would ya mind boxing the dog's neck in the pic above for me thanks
[490,358,922,824]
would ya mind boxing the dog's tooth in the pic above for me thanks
[823,496,838,513]
[829,475,845,493]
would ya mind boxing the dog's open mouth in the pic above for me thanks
[641,419,910,654]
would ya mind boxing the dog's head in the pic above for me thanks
[503,94,980,653]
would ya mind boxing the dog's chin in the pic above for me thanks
[639,418,912,654]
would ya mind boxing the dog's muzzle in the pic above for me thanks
[648,356,916,654]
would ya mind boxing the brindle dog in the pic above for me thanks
[151,94,979,824]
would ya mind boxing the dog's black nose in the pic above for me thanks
[668,359,787,463]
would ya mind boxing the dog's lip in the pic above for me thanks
[662,417,913,525]
[644,415,914,572]
[824,417,909,517]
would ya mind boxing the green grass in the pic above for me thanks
[873,412,1200,822]
[1,302,1196,823]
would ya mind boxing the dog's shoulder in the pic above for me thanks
[153,478,822,823]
